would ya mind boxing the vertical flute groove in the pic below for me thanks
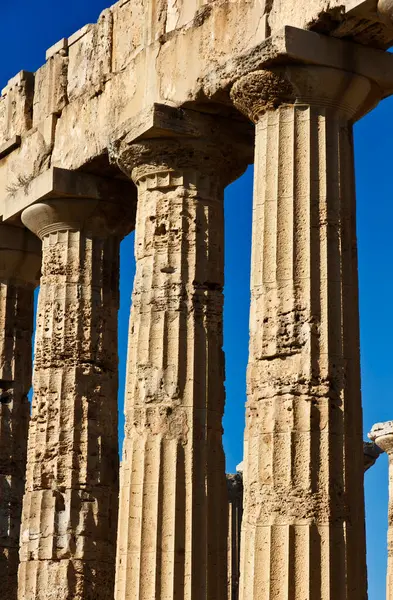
[19,228,120,600]
[115,164,227,600]
[240,100,366,600]
[0,282,35,600]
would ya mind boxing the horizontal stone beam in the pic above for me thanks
[3,167,137,222]
[112,103,254,146]
[203,25,393,102]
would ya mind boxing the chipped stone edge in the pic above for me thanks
[0,136,21,160]
[3,166,135,222]
[369,420,393,441]
[46,38,68,61]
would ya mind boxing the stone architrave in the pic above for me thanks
[231,66,380,600]
[112,125,249,600]
[369,421,393,600]
[18,195,134,600]
[0,224,41,600]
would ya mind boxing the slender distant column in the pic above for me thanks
[231,66,378,600]
[369,422,393,600]
[227,474,243,600]
[0,225,41,600]
[114,138,238,600]
[18,197,132,600]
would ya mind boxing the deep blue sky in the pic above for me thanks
[2,1,392,597]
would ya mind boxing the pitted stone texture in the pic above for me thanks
[0,72,34,142]
[18,199,131,600]
[235,67,371,600]
[67,10,113,102]
[115,140,231,600]
[2,1,393,207]
[0,225,41,600]
[231,66,376,123]
[33,54,68,127]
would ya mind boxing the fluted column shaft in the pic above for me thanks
[0,225,41,600]
[18,198,131,600]
[115,138,236,600]
[231,66,377,600]
[369,422,393,600]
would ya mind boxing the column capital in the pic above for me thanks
[0,223,41,286]
[109,103,254,188]
[113,137,244,191]
[21,197,133,240]
[369,421,393,455]
[231,65,379,123]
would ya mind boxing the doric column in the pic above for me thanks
[0,225,41,600]
[113,133,245,600]
[231,66,379,599]
[18,195,133,600]
[369,422,393,600]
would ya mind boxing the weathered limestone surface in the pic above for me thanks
[369,422,393,600]
[18,195,135,600]
[1,1,393,599]
[2,0,393,222]
[112,116,250,600]
[0,225,41,600]
[227,439,379,600]
[231,65,380,600]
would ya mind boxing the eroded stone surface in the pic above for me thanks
[2,0,393,220]
[231,66,375,600]
[113,132,249,600]
[0,225,41,600]
[18,198,134,600]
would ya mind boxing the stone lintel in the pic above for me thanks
[281,27,393,96]
[0,136,21,160]
[3,167,136,222]
[45,38,68,60]
[207,26,393,101]
[115,103,254,153]
[331,0,393,49]
[68,24,94,48]
[1,70,34,96]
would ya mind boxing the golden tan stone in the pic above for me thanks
[18,195,135,600]
[231,65,378,600]
[112,128,249,600]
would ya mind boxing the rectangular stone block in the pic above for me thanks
[0,71,34,141]
[45,38,68,61]
[112,0,146,73]
[3,166,136,221]
[67,10,113,102]
[33,54,68,127]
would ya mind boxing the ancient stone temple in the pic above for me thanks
[1,1,393,599]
